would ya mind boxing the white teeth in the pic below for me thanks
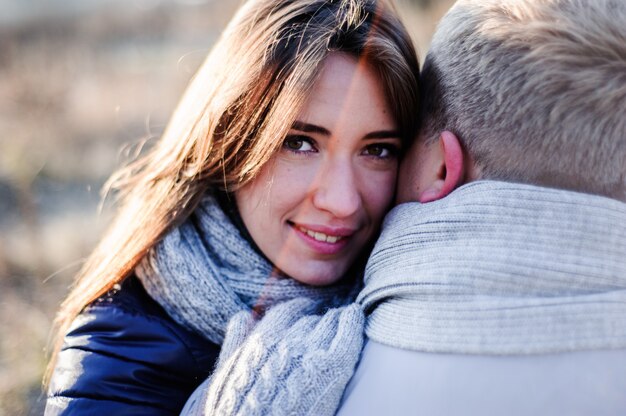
[298,226,343,244]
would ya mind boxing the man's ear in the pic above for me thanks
[418,131,465,203]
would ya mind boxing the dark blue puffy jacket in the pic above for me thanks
[45,276,220,415]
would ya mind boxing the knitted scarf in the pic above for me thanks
[135,193,355,345]
[361,181,626,353]
[182,181,626,415]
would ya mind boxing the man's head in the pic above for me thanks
[399,0,626,204]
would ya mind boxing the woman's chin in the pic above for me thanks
[282,263,349,287]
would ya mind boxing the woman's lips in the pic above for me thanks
[296,225,344,243]
[291,223,354,255]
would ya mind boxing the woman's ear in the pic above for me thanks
[417,131,465,203]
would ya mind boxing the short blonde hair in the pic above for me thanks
[420,0,626,199]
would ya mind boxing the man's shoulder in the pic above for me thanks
[338,339,626,416]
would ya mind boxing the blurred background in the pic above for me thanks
[0,0,454,413]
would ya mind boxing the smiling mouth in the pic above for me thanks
[296,225,345,244]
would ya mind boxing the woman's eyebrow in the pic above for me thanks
[292,121,399,140]
[292,121,330,135]
[363,130,401,140]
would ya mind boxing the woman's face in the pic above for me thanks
[236,53,401,286]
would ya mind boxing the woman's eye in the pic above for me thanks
[283,135,315,153]
[363,144,398,159]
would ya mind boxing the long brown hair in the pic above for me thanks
[46,0,419,384]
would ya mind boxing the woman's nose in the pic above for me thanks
[311,159,361,219]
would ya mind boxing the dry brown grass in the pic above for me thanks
[0,0,454,413]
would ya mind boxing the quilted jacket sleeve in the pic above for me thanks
[45,277,220,415]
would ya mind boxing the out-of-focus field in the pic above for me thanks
[0,0,453,414]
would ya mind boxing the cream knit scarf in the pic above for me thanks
[361,180,626,353]
[182,181,626,415]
